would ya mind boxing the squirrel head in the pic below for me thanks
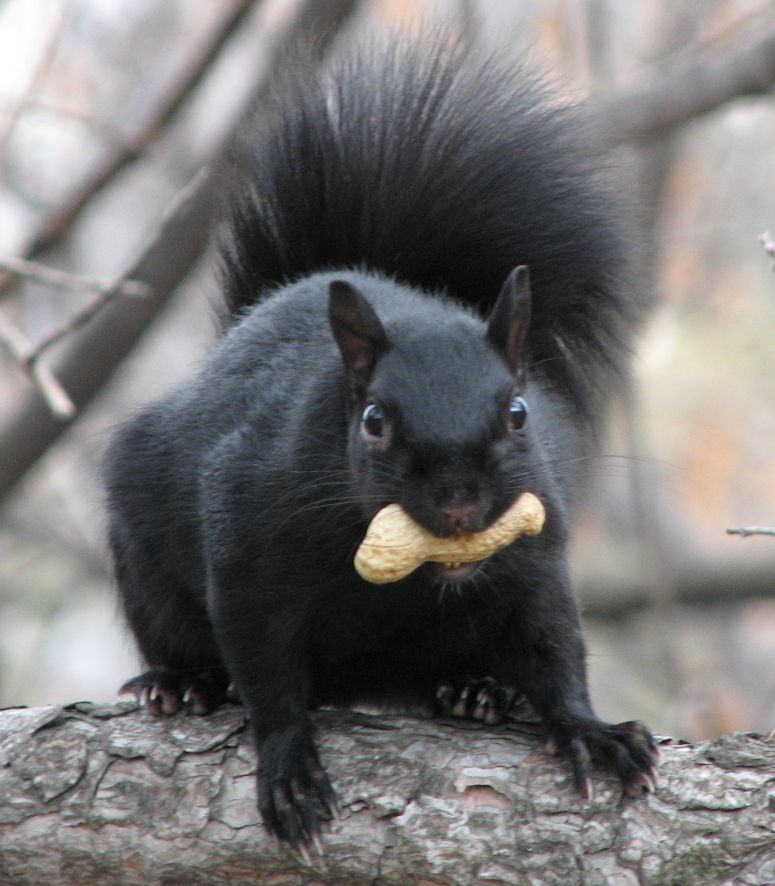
[328,268,542,557]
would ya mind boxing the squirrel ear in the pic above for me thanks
[329,280,388,398]
[486,265,531,387]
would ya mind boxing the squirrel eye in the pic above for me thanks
[508,395,528,431]
[361,403,385,439]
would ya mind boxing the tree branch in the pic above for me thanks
[727,527,775,538]
[580,554,775,617]
[0,257,149,300]
[0,312,75,419]
[0,0,364,500]
[0,165,213,470]
[0,703,773,884]
[0,0,257,284]
[600,30,775,142]
[0,0,71,165]
[0,255,150,411]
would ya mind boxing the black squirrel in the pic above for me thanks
[104,35,658,848]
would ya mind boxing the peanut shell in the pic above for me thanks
[354,491,545,584]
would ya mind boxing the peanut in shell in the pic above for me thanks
[354,491,545,584]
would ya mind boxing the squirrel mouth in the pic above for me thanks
[426,560,482,583]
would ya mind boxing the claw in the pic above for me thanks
[296,842,314,867]
[629,769,657,797]
[326,795,341,821]
[437,676,518,724]
[436,683,454,703]
[484,708,500,725]
[451,685,469,717]
[546,717,658,803]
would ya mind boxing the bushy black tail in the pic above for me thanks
[219,34,639,414]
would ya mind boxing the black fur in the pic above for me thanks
[104,34,656,848]
[220,37,641,419]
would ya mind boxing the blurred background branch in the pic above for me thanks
[0,0,364,498]
[599,28,775,142]
[0,0,255,276]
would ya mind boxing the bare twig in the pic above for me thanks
[600,29,775,142]
[0,312,75,419]
[26,283,150,363]
[0,95,129,149]
[0,0,365,500]
[0,165,208,428]
[0,256,149,299]
[646,0,775,71]
[0,0,256,298]
[0,171,207,418]
[0,0,71,164]
[726,527,775,538]
[0,256,151,399]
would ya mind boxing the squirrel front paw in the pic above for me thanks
[256,727,338,852]
[546,718,660,800]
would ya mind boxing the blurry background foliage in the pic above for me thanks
[0,0,773,742]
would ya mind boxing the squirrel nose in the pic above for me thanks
[440,503,478,532]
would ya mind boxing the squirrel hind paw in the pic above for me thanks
[118,667,229,716]
[435,676,521,725]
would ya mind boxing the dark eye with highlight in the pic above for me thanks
[508,394,528,431]
[361,402,388,444]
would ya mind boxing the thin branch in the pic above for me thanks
[0,0,256,297]
[645,0,775,71]
[0,256,151,404]
[726,527,775,538]
[0,0,71,164]
[600,29,775,143]
[26,285,150,363]
[0,0,365,500]
[0,166,207,426]
[0,170,208,420]
[0,256,149,299]
[0,95,129,149]
[0,312,75,419]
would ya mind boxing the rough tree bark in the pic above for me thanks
[1,702,773,885]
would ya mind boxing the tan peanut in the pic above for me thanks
[354,492,545,584]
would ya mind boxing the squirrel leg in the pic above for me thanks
[111,539,228,716]
[201,451,337,848]
[496,568,659,799]
[208,578,337,848]
[527,654,658,799]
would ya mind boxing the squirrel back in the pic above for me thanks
[220,34,638,421]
